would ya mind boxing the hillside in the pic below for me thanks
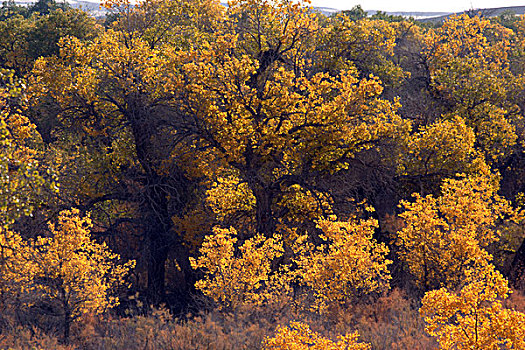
[420,5,525,23]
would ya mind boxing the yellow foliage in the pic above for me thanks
[29,209,135,320]
[292,216,391,312]
[321,16,408,86]
[420,264,525,350]
[263,321,371,350]
[424,14,523,163]
[396,170,519,290]
[0,228,33,295]
[190,226,288,310]
[398,115,485,177]
[205,174,256,221]
[0,70,51,229]
[278,184,333,224]
[228,0,319,62]
[104,0,224,50]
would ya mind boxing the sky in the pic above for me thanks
[309,0,525,13]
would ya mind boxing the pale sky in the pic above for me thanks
[310,0,525,13]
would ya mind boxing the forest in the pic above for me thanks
[0,0,525,348]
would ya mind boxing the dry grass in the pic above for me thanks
[0,289,441,350]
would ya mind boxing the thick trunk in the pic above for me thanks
[253,186,275,237]
[143,175,194,306]
[510,238,525,290]
[147,233,170,303]
[143,173,173,305]
[126,98,194,306]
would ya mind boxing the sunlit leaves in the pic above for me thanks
[263,321,371,350]
[190,226,286,310]
[424,14,524,163]
[292,216,391,312]
[397,116,484,178]
[421,264,525,350]
[396,170,519,290]
[30,208,135,319]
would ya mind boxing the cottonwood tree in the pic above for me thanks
[27,0,222,303]
[421,264,525,350]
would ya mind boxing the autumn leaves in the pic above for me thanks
[2,0,525,347]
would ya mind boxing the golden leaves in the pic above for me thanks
[0,209,134,322]
[396,170,518,290]
[398,116,483,177]
[263,321,371,350]
[0,70,50,229]
[190,226,286,310]
[191,214,392,315]
[292,216,391,312]
[421,264,525,350]
[424,14,523,163]
[29,209,135,318]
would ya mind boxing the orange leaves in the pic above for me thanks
[190,227,286,310]
[396,171,518,290]
[30,209,135,318]
[263,321,371,350]
[191,215,391,314]
[421,264,525,350]
[0,208,134,339]
[292,216,391,312]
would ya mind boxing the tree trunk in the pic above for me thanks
[126,98,194,306]
[253,186,275,237]
[170,244,197,312]
[142,172,173,305]
[147,232,170,304]
[63,307,70,343]
[510,238,525,290]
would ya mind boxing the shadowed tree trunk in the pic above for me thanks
[510,238,525,290]
[127,96,193,306]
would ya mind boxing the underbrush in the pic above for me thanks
[0,288,445,349]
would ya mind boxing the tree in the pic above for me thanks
[0,69,50,228]
[420,264,525,350]
[263,321,371,350]
[177,0,409,239]
[396,115,486,194]
[395,170,519,291]
[423,14,523,165]
[340,5,367,22]
[0,69,54,297]
[190,227,287,310]
[0,6,100,75]
[28,208,134,341]
[292,215,391,312]
[28,0,223,304]
[191,214,391,314]
[318,15,408,87]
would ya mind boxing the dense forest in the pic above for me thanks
[1,0,525,348]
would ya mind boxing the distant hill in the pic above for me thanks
[366,10,450,20]
[8,0,448,19]
[419,6,525,23]
[8,1,525,23]
[11,0,106,16]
